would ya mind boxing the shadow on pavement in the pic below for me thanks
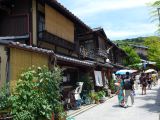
[138,86,160,113]
[112,105,121,108]
[138,103,160,113]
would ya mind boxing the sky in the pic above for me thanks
[58,0,158,40]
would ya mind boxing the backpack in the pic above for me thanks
[123,78,132,90]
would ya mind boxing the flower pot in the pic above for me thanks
[57,112,67,120]
[58,116,66,120]
[95,100,99,104]
[99,97,106,103]
[91,100,95,104]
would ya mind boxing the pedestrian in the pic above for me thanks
[115,75,125,107]
[123,72,134,108]
[135,73,140,90]
[140,73,147,95]
[147,73,152,90]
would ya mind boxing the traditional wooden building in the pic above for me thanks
[0,0,128,103]
[130,44,148,60]
[78,28,113,90]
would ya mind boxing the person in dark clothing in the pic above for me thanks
[123,72,134,108]
[147,73,152,90]
[140,73,147,95]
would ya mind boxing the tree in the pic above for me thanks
[150,0,160,34]
[122,46,141,66]
[144,37,160,68]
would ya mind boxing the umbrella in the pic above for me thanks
[145,69,156,73]
[116,69,137,75]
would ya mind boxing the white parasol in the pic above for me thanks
[145,69,157,73]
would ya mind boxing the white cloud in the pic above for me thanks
[70,0,155,17]
[105,23,157,40]
[59,0,157,40]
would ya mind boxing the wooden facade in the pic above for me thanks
[0,0,31,44]
[0,0,129,96]
[45,4,74,43]
[78,29,110,62]
[0,45,8,88]
[10,47,49,89]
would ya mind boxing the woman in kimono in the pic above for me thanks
[115,75,125,107]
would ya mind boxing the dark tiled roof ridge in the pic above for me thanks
[9,42,55,55]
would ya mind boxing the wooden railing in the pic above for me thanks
[79,47,108,59]
[38,30,75,50]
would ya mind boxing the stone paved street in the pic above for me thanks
[75,81,160,120]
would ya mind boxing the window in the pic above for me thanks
[98,37,106,50]
[38,12,45,38]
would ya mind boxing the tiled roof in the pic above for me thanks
[9,42,55,55]
[55,54,94,67]
[0,34,29,40]
[96,62,113,68]
[83,60,113,68]
[111,63,127,69]
[130,44,148,49]
[0,40,12,45]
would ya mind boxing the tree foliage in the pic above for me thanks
[150,0,160,34]
[122,46,141,66]
[144,37,160,68]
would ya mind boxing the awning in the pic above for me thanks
[83,60,113,68]
[145,69,157,73]
[116,69,137,75]
[111,63,127,69]
[55,54,94,67]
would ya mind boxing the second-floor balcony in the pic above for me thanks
[38,30,75,50]
[97,48,108,58]
[80,47,108,59]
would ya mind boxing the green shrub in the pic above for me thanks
[109,79,116,93]
[10,66,63,120]
[0,84,11,113]
[97,91,106,98]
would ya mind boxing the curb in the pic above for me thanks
[68,94,116,118]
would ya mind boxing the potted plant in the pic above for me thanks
[94,93,100,104]
[97,91,106,103]
[54,103,67,120]
[89,92,96,104]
